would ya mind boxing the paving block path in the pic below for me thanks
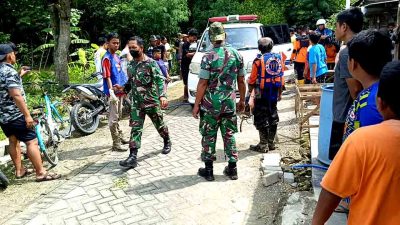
[6,105,267,225]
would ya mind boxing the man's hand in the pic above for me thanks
[237,100,245,113]
[113,84,124,91]
[312,77,317,84]
[278,95,282,102]
[25,115,35,129]
[160,97,168,109]
[192,104,200,119]
[20,66,31,77]
[321,35,328,40]
[248,96,255,112]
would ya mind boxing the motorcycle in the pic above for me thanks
[0,169,9,188]
[63,72,108,135]
[63,72,131,135]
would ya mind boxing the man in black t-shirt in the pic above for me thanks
[147,35,165,60]
[181,29,198,101]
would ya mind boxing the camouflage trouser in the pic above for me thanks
[129,106,169,149]
[199,110,238,163]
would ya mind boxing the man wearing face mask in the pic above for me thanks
[102,33,129,152]
[116,36,171,169]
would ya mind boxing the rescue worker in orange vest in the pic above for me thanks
[291,26,309,84]
[325,39,339,70]
[247,37,284,152]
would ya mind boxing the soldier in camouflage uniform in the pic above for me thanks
[192,22,246,181]
[116,36,171,169]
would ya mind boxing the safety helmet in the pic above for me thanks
[316,19,326,26]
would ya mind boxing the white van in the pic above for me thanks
[187,15,294,104]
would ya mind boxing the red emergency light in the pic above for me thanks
[208,15,258,23]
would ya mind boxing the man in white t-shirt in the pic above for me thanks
[94,37,108,73]
[161,36,173,71]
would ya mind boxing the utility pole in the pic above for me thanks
[346,0,351,9]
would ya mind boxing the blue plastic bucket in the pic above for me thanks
[318,84,334,165]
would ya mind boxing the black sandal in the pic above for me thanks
[35,172,61,182]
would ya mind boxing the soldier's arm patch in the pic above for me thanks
[199,55,211,80]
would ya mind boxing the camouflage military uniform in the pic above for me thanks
[0,63,25,123]
[199,46,245,163]
[126,56,169,149]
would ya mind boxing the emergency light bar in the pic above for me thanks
[208,15,258,23]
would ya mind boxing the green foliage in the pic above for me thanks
[191,0,292,32]
[0,32,11,43]
[239,0,287,25]
[279,0,344,28]
[0,130,5,141]
[76,0,189,40]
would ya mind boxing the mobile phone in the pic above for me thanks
[22,66,32,71]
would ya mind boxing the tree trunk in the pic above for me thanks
[395,2,400,60]
[49,0,71,85]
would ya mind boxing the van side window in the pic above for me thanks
[263,25,290,44]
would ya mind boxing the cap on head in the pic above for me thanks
[0,44,14,61]
[209,22,225,42]
[316,19,326,26]
[150,35,158,41]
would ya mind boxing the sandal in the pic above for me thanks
[35,172,61,182]
[15,168,34,179]
[334,200,350,214]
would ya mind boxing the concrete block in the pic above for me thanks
[262,164,282,172]
[284,172,295,183]
[261,171,281,187]
[263,153,281,167]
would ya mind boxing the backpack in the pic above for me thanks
[297,35,310,48]
[257,53,284,101]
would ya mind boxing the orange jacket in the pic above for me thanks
[249,52,286,86]
[291,38,308,63]
[325,44,338,64]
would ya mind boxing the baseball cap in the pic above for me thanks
[150,35,158,41]
[209,22,225,42]
[0,44,14,61]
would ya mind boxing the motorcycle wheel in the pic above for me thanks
[0,170,9,188]
[71,101,100,135]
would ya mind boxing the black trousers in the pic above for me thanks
[329,121,345,160]
[294,62,305,80]
[253,98,279,130]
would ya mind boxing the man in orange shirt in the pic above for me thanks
[312,61,400,225]
[291,26,309,83]
[248,37,284,152]
[325,39,339,70]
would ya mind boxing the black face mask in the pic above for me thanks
[130,50,140,58]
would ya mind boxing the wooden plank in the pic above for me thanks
[300,95,321,100]
[299,92,322,96]
[298,86,322,91]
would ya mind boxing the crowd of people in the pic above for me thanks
[290,18,339,84]
[0,6,399,225]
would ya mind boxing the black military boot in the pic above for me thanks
[119,148,138,168]
[198,161,214,181]
[162,137,172,154]
[223,162,238,180]
[249,129,269,153]
[268,125,278,151]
